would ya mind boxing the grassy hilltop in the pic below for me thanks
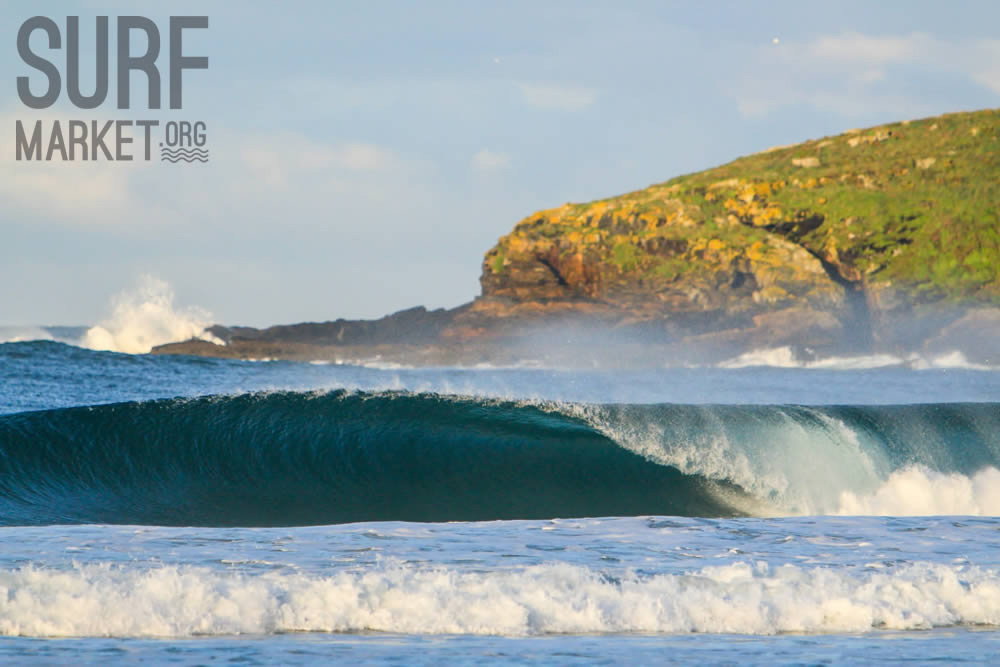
[476,109,999,348]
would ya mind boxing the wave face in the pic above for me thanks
[0,391,997,526]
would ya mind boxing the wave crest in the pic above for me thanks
[0,392,997,525]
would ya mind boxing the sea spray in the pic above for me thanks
[82,276,222,354]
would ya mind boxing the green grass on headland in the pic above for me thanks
[484,109,1000,308]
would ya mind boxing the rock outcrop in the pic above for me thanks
[453,108,999,355]
[155,109,1000,365]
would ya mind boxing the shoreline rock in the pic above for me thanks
[153,109,1000,367]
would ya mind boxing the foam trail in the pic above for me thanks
[0,561,997,638]
[837,466,1000,516]
[82,277,223,354]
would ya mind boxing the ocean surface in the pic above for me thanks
[1,338,999,664]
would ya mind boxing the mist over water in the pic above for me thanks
[3,277,998,374]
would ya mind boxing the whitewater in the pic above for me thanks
[1,288,1000,663]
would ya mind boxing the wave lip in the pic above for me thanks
[0,560,997,638]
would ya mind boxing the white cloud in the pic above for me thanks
[471,149,510,171]
[234,133,411,197]
[809,32,930,65]
[519,83,598,112]
[856,69,887,84]
[239,137,399,191]
[0,110,152,223]
[969,40,1000,94]
[734,32,1000,117]
[0,114,420,229]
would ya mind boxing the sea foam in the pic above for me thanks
[0,560,997,638]
[837,466,1000,516]
[718,346,995,371]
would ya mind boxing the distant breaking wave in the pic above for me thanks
[0,278,224,353]
[718,346,997,371]
[0,327,54,344]
[81,277,222,354]
[0,390,996,526]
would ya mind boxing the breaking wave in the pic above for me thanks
[718,346,996,371]
[0,560,997,637]
[81,277,222,354]
[0,391,996,526]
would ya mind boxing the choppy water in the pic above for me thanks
[1,340,999,663]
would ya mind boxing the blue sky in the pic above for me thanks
[2,1,998,326]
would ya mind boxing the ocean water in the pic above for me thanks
[1,339,1000,664]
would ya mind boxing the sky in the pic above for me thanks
[2,0,998,327]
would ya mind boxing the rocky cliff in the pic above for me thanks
[155,109,1000,365]
[455,109,999,354]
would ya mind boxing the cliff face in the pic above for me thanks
[465,109,1000,351]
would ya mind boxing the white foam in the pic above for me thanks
[915,350,995,371]
[717,346,997,371]
[837,466,1000,516]
[805,352,911,370]
[81,277,223,354]
[717,346,804,369]
[0,560,996,638]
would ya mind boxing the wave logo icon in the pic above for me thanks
[160,121,209,164]
[161,146,209,163]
